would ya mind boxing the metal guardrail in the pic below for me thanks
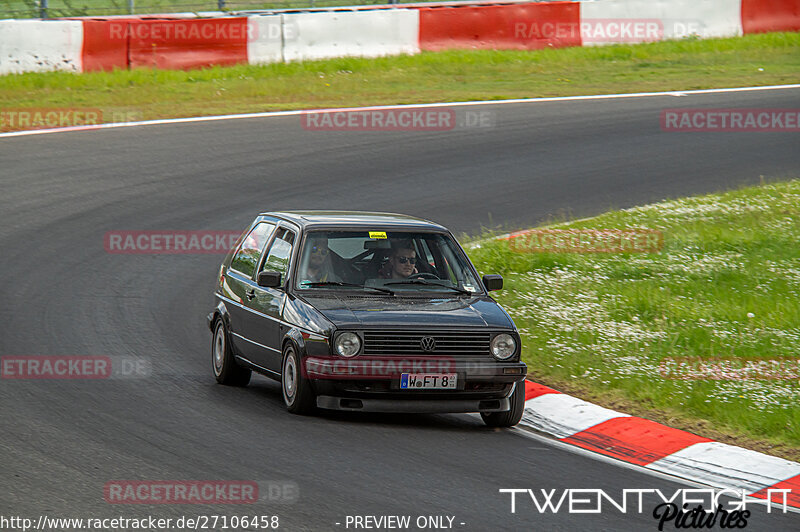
[2,1,399,19]
[3,0,558,19]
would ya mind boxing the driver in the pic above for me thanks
[379,239,418,279]
[300,235,340,284]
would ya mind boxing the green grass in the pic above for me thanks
[467,179,800,457]
[1,32,798,131]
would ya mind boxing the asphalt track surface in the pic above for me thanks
[1,87,799,531]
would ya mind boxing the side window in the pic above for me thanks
[261,228,295,280]
[231,222,275,277]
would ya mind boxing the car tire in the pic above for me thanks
[212,318,251,386]
[481,381,525,428]
[281,343,316,415]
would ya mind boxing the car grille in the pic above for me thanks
[362,330,491,356]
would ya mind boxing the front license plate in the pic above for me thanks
[400,373,457,390]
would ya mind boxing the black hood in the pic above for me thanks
[299,295,514,329]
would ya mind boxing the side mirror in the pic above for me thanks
[482,274,503,292]
[257,271,282,288]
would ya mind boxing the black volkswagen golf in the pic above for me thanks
[208,211,528,427]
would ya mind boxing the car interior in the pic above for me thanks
[326,237,450,285]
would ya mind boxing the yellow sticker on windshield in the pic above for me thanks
[369,231,387,239]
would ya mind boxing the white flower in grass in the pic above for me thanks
[747,312,755,319]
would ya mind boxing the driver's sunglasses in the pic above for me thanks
[310,245,329,256]
[396,256,417,265]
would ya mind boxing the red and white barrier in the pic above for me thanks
[418,2,580,51]
[742,0,800,34]
[126,18,249,70]
[1,1,799,75]
[81,19,128,71]
[79,17,250,71]
[281,10,419,62]
[522,381,800,509]
[580,0,743,45]
[247,15,283,65]
[0,20,83,74]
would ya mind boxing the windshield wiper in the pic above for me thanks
[302,281,394,295]
[384,279,472,296]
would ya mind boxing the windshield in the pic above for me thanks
[295,230,483,294]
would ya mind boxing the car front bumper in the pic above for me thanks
[316,394,513,413]
[304,356,526,413]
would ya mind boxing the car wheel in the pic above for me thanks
[212,318,251,386]
[281,343,316,415]
[481,381,525,428]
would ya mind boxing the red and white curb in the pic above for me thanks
[521,381,800,509]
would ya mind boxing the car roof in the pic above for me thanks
[259,211,449,231]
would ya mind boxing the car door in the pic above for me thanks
[241,226,297,373]
[224,221,276,363]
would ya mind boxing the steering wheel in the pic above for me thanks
[408,272,440,280]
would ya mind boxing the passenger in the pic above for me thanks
[379,239,418,279]
[300,235,340,284]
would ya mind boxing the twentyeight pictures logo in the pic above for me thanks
[499,488,793,530]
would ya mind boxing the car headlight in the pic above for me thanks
[334,332,361,357]
[491,334,516,360]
